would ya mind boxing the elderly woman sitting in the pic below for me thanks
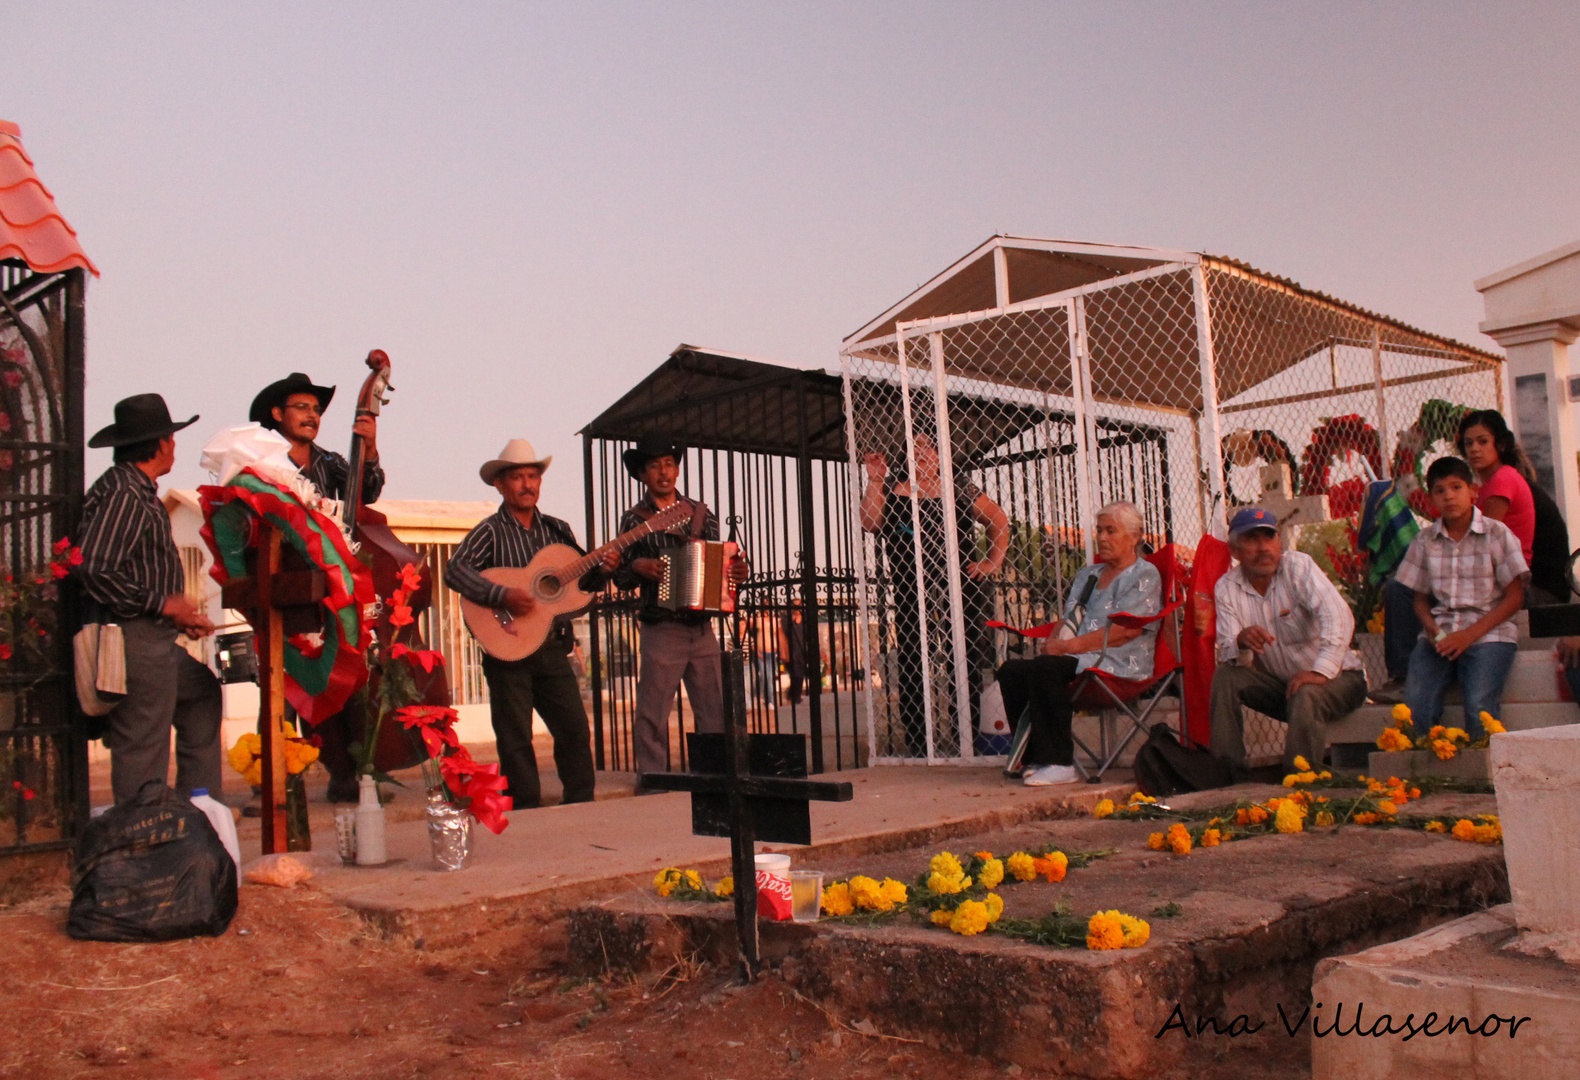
[996,502,1162,786]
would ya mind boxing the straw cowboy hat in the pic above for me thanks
[88,394,199,448]
[248,372,336,431]
[621,435,686,480]
[480,439,553,484]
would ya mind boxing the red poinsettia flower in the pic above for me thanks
[390,642,445,673]
[0,644,11,661]
[441,759,512,834]
[395,703,461,731]
[398,563,422,592]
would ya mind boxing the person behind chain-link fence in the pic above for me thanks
[1209,507,1369,774]
[860,431,1007,757]
[994,502,1159,786]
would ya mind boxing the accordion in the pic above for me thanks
[657,539,739,614]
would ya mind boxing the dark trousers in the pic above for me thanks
[110,617,224,804]
[995,655,1079,767]
[1209,664,1368,770]
[1382,579,1420,682]
[481,646,595,809]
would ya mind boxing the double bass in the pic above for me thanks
[315,350,452,799]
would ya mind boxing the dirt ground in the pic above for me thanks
[0,876,1311,1080]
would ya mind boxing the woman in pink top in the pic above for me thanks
[1456,409,1535,564]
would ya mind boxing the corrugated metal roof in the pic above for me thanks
[0,120,98,276]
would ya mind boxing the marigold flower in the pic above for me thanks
[1118,913,1150,948]
[1274,800,1305,834]
[1167,823,1192,854]
[977,856,1005,890]
[929,851,964,878]
[1391,703,1413,727]
[930,908,954,927]
[1248,805,1269,825]
[1353,812,1381,825]
[821,881,855,917]
[1378,800,1397,816]
[1086,910,1126,950]
[952,902,994,938]
[714,876,734,898]
[878,878,908,907]
[1128,792,1155,804]
[654,868,684,897]
[1147,832,1166,851]
[1377,727,1414,752]
[1314,811,1335,827]
[1200,829,1221,847]
[1292,754,1310,772]
[1033,851,1068,882]
[1481,712,1506,735]
[1431,739,1456,761]
[984,893,1004,923]
[1424,821,1447,833]
[1006,852,1037,882]
[1450,819,1475,842]
[927,871,970,895]
[1428,725,1446,740]
[1408,787,1421,799]
[1443,728,1469,743]
[850,875,891,911]
[1093,799,1115,819]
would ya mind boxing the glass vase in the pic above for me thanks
[285,772,312,852]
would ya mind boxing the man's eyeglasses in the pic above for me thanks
[283,403,323,416]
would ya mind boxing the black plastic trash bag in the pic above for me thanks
[68,780,239,942]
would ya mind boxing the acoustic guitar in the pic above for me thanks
[460,501,691,661]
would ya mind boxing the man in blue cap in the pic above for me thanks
[1209,506,1369,772]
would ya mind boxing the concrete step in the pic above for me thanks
[1330,700,1578,745]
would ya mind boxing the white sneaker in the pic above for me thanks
[1023,764,1080,786]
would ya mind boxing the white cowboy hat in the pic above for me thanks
[479,439,553,485]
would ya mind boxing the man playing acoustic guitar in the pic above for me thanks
[444,440,619,808]
[615,436,748,786]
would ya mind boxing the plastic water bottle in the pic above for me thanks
[355,774,387,866]
[189,788,241,869]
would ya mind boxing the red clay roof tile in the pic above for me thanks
[0,120,98,276]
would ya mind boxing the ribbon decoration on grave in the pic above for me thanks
[199,465,374,723]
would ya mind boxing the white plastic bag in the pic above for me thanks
[978,679,1010,736]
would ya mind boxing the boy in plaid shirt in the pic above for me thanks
[1394,457,1527,737]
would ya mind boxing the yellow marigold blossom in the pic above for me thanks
[1378,800,1397,816]
[821,881,854,916]
[927,871,971,894]
[1006,852,1038,882]
[1033,851,1068,882]
[1424,821,1447,833]
[1147,832,1166,851]
[1450,819,1475,841]
[1376,727,1414,752]
[1428,725,1446,739]
[1093,799,1116,819]
[1391,703,1413,727]
[1408,787,1421,799]
[929,852,964,878]
[1367,607,1385,633]
[930,908,954,927]
[654,868,686,897]
[714,876,734,898]
[227,732,264,787]
[1292,755,1310,772]
[949,901,991,936]
[1319,771,1332,780]
[1443,727,1469,743]
[1431,738,1456,761]
[984,893,1004,923]
[1481,713,1506,735]
[1354,812,1381,825]
[1119,913,1150,948]
[1274,800,1305,834]
[1167,823,1192,854]
[683,870,702,890]
[879,878,908,907]
[1448,817,1501,844]
[849,875,884,911]
[1086,910,1126,950]
[1200,828,1221,847]
[1128,792,1156,804]
[977,856,1005,890]
[1314,811,1335,827]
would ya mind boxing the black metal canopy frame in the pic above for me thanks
[0,259,87,855]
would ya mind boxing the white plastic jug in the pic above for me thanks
[355,774,388,866]
[188,788,241,870]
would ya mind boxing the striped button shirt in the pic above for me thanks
[1393,508,1529,645]
[76,462,183,621]
[1214,549,1364,681]
[614,494,718,625]
[444,507,606,649]
[302,442,384,504]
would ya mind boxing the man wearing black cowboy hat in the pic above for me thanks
[249,372,384,503]
[614,436,747,782]
[77,394,224,804]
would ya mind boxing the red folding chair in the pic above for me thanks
[1066,545,1188,782]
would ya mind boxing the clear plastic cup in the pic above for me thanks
[790,870,824,923]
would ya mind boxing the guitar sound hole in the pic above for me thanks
[537,574,562,600]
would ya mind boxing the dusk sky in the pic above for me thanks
[5,2,1577,523]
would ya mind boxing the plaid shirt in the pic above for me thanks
[1394,508,1528,645]
[1215,549,1364,681]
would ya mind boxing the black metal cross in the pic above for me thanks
[638,648,852,981]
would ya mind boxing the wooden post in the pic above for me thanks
[722,654,760,981]
[255,522,289,854]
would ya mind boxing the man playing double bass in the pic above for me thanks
[249,372,384,505]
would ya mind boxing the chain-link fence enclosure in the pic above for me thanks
[842,241,1503,765]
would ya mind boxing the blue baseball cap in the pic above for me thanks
[1227,507,1278,538]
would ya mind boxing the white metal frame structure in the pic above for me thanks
[842,236,1504,766]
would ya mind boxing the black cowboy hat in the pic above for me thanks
[248,372,336,430]
[88,394,199,448]
[621,435,686,480]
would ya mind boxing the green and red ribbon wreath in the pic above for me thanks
[199,467,374,723]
